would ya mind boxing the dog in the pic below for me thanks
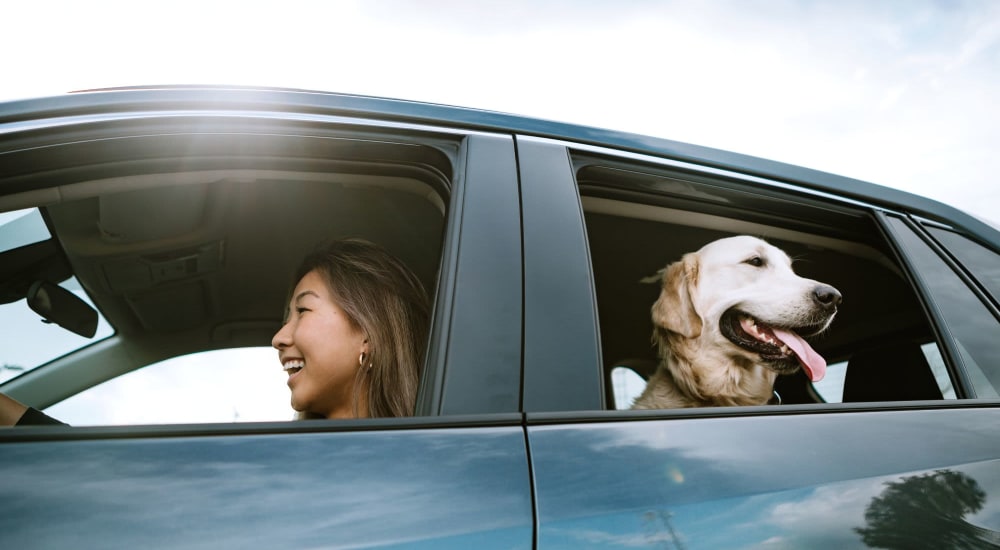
[631,235,841,409]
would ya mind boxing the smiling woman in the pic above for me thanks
[273,238,431,420]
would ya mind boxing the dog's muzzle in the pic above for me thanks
[719,308,833,381]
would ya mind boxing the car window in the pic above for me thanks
[0,275,114,384]
[885,216,1000,399]
[613,342,957,407]
[610,366,646,410]
[573,152,955,409]
[925,225,1000,302]
[0,208,49,253]
[45,347,288,425]
[0,208,115,383]
[0,127,459,425]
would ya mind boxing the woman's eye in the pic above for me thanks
[744,256,764,267]
[295,307,309,315]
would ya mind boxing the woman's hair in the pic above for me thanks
[292,238,430,418]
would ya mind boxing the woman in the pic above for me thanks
[273,238,431,419]
[1,238,430,425]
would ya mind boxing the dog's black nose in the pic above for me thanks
[813,285,842,308]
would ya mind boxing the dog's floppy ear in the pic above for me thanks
[651,253,701,338]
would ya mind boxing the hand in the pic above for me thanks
[0,393,29,427]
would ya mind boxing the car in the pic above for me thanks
[1,85,999,548]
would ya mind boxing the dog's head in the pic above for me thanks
[651,235,841,382]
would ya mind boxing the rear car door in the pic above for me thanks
[517,134,1000,548]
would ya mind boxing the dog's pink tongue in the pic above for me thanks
[772,328,827,382]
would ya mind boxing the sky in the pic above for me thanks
[4,0,1000,225]
[4,0,1000,423]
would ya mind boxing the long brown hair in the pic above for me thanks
[291,238,430,418]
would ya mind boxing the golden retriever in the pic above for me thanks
[631,235,841,409]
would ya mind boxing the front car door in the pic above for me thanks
[0,89,531,548]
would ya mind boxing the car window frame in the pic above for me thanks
[878,212,1000,400]
[517,136,999,415]
[0,107,522,433]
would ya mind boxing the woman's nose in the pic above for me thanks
[272,322,292,350]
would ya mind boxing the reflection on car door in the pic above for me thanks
[0,419,533,548]
[528,408,1000,548]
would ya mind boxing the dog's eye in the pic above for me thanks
[744,256,764,267]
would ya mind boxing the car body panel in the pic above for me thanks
[422,134,523,415]
[528,406,1000,548]
[518,136,604,412]
[0,419,533,549]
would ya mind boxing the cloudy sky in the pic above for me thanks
[5,0,999,224]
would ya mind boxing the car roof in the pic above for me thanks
[0,84,994,244]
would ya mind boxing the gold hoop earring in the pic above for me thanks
[359,352,372,370]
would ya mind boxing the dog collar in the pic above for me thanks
[768,390,782,405]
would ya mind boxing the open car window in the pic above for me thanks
[0,276,114,384]
[1,209,115,384]
[0,208,50,253]
[571,151,961,409]
[0,124,458,425]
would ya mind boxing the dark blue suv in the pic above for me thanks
[1,86,999,548]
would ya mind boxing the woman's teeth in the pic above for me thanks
[283,360,304,373]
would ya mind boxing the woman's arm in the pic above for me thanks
[0,393,29,426]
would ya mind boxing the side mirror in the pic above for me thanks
[27,281,99,338]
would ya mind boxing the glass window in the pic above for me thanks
[46,348,289,425]
[811,343,955,402]
[0,276,113,384]
[926,225,1000,302]
[886,216,1000,398]
[1,208,113,383]
[610,366,646,409]
[0,209,50,253]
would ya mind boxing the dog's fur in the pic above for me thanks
[631,236,841,409]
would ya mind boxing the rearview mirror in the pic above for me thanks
[27,281,98,338]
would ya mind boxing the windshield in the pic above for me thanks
[0,209,113,384]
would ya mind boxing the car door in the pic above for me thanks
[517,133,1000,548]
[1,419,532,548]
[0,90,532,548]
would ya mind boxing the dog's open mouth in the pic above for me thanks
[720,309,828,381]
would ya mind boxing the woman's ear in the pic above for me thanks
[651,253,702,338]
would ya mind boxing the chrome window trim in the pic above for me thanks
[525,136,889,213]
[0,109,507,140]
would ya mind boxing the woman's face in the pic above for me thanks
[272,270,368,418]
